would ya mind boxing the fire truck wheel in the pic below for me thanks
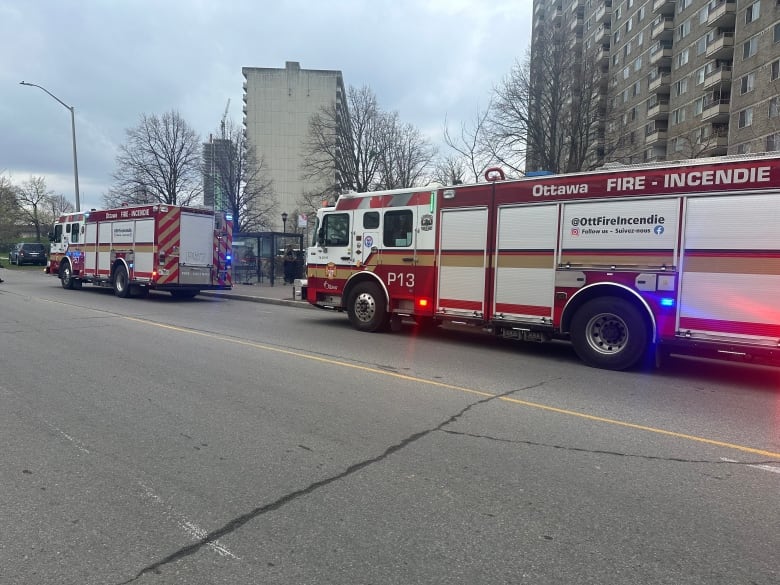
[60,263,78,290]
[570,297,649,371]
[113,266,131,298]
[347,282,388,332]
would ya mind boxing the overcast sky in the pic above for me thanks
[1,0,531,210]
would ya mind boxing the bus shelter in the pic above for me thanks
[231,231,305,286]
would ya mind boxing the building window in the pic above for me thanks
[767,133,780,152]
[770,96,780,119]
[775,23,780,43]
[738,108,754,129]
[743,37,758,60]
[695,66,706,85]
[678,0,692,13]
[676,48,689,68]
[772,60,780,81]
[634,56,643,71]
[696,35,708,56]
[745,1,760,24]
[736,142,751,155]
[694,97,704,116]
[740,72,755,94]
[698,6,708,24]
[677,19,691,40]
[675,78,688,96]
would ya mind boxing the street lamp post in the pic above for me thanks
[20,81,81,212]
[281,212,288,233]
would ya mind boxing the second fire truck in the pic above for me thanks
[47,204,233,298]
[305,153,780,370]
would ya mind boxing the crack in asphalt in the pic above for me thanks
[117,381,547,583]
[439,429,780,466]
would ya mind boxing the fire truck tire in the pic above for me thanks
[347,282,388,332]
[59,263,79,290]
[113,266,131,298]
[570,297,649,371]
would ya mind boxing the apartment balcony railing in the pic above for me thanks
[645,128,669,144]
[650,41,673,64]
[707,0,736,28]
[647,99,670,119]
[648,70,672,92]
[651,16,674,40]
[702,98,731,122]
[706,32,734,59]
[703,65,732,90]
[652,0,675,15]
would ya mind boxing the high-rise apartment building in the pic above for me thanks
[531,0,780,165]
[242,61,346,231]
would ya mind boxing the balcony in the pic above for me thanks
[595,2,612,23]
[703,65,732,90]
[653,0,676,15]
[645,127,669,145]
[651,17,674,40]
[596,45,610,66]
[648,69,671,92]
[706,32,734,59]
[702,98,731,122]
[707,0,736,28]
[647,99,670,119]
[593,23,611,43]
[650,42,673,64]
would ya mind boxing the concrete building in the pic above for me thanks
[242,61,346,231]
[531,0,780,164]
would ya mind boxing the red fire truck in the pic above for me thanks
[305,153,780,370]
[46,204,233,298]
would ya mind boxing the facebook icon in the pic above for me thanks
[654,225,665,235]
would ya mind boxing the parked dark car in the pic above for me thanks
[9,242,47,266]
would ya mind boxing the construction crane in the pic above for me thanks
[220,98,231,136]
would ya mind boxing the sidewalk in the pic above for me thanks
[200,279,312,308]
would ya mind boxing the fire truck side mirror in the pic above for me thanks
[48,231,55,242]
[317,228,325,246]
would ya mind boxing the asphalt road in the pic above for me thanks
[1,270,779,584]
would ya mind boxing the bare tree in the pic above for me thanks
[300,85,436,219]
[17,176,53,240]
[430,155,468,186]
[374,112,436,190]
[442,109,494,183]
[486,22,607,175]
[46,193,75,217]
[106,110,202,207]
[205,116,278,233]
[301,85,383,207]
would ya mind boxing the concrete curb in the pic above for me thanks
[199,290,315,308]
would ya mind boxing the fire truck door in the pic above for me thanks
[380,208,417,300]
[314,210,353,268]
[354,209,380,266]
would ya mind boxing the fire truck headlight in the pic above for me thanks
[225,253,232,267]
[416,298,430,308]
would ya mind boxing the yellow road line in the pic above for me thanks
[124,316,780,460]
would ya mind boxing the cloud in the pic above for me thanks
[1,0,531,210]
